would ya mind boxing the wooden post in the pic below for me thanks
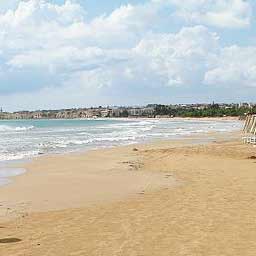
[253,115,256,135]
[243,115,249,132]
[250,116,256,134]
[248,115,253,133]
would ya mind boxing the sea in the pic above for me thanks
[0,118,242,186]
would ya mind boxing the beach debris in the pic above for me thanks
[0,238,22,244]
[248,156,256,159]
[122,160,143,171]
[133,148,139,152]
[129,163,138,170]
[128,161,144,171]
[21,213,29,218]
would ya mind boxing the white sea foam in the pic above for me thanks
[0,125,34,132]
[0,151,40,161]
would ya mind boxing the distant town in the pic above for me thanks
[0,102,255,120]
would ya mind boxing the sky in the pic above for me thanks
[0,0,256,111]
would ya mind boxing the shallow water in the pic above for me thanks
[0,168,26,186]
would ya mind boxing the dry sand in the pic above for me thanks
[1,132,256,255]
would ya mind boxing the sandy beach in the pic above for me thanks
[1,0,256,254]
[1,131,256,255]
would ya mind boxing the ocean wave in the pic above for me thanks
[0,125,34,132]
[39,136,138,149]
[0,150,40,161]
[38,139,90,149]
[0,119,243,163]
[100,120,158,130]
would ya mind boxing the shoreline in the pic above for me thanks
[0,116,241,121]
[0,130,241,219]
[0,117,243,188]
[0,126,241,190]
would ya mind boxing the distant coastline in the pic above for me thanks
[0,103,255,120]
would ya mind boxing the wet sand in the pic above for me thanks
[1,131,256,255]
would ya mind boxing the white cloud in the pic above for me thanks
[0,0,255,110]
[7,47,120,70]
[154,0,253,28]
[0,0,85,26]
[134,26,219,87]
[205,45,256,87]
[0,0,157,94]
[0,0,158,52]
